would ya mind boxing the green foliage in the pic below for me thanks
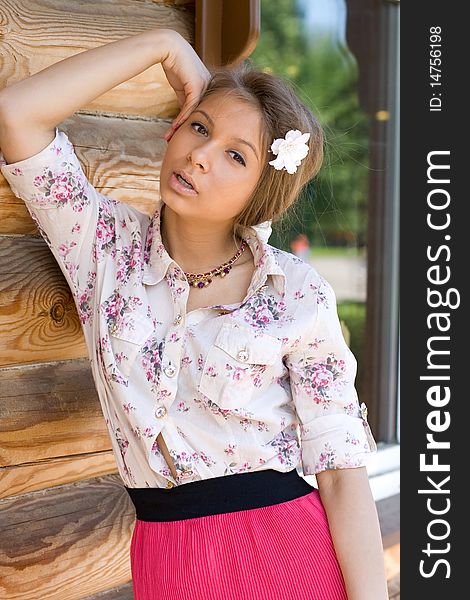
[248,0,370,252]
[337,301,367,399]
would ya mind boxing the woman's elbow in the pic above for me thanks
[316,465,370,495]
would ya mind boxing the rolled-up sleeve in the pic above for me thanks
[284,270,377,475]
[0,127,135,329]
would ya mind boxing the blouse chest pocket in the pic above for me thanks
[198,322,282,409]
[108,312,153,377]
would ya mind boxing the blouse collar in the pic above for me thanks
[142,198,286,297]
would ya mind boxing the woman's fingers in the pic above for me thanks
[175,73,210,123]
[164,123,179,142]
[175,96,200,127]
[164,78,211,142]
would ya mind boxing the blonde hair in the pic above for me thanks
[198,61,324,240]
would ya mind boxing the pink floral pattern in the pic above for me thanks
[78,271,96,324]
[94,198,116,261]
[239,291,288,329]
[31,159,90,211]
[291,353,347,408]
[100,292,142,330]
[140,336,165,392]
[0,127,377,487]
[266,427,301,468]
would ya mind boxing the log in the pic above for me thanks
[0,474,136,600]
[0,359,109,467]
[82,583,134,600]
[0,451,118,499]
[0,236,87,366]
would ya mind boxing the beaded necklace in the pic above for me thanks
[184,239,247,288]
[160,205,247,289]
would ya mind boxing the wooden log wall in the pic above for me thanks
[0,1,194,598]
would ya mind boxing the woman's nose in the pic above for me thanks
[187,148,208,171]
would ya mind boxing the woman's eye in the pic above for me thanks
[229,151,246,166]
[191,122,246,166]
[191,121,207,135]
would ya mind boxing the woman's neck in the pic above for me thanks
[160,203,245,273]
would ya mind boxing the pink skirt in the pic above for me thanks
[129,486,347,600]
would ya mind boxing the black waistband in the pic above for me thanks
[124,468,315,522]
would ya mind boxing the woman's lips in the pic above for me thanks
[169,172,198,196]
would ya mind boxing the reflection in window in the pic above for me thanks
[249,0,369,400]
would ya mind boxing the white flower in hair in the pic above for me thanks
[269,129,310,174]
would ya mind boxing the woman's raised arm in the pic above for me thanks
[0,28,210,163]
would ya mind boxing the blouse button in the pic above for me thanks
[110,323,118,334]
[164,364,176,377]
[173,314,183,325]
[237,349,249,362]
[155,404,167,418]
[166,480,175,489]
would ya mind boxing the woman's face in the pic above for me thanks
[160,93,265,227]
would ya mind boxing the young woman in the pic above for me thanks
[0,28,388,600]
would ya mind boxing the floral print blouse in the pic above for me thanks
[0,128,377,489]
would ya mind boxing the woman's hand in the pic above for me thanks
[161,31,212,142]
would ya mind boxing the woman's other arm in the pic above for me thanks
[316,467,389,600]
[0,27,210,163]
